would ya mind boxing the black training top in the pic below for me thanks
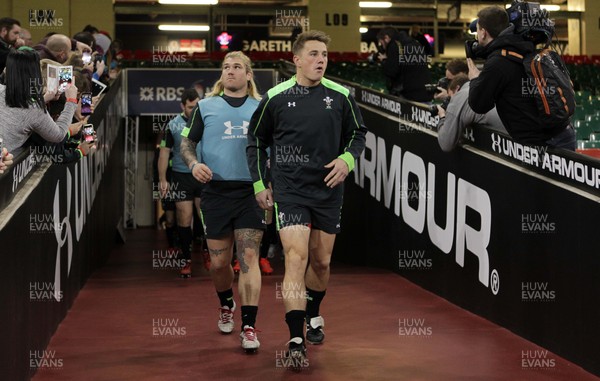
[247,75,367,207]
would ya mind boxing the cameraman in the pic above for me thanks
[376,27,432,102]
[434,59,469,101]
[467,6,575,150]
[437,74,505,152]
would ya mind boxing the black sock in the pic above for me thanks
[259,238,268,258]
[177,226,192,260]
[217,289,234,309]
[306,288,326,320]
[165,225,176,248]
[285,310,305,346]
[241,305,258,329]
[173,223,180,248]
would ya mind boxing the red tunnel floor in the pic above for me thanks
[32,229,599,381]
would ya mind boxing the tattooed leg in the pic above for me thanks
[234,228,263,306]
[207,234,234,292]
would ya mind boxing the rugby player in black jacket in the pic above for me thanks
[247,30,367,367]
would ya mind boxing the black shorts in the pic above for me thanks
[200,183,266,239]
[170,171,203,202]
[274,202,342,234]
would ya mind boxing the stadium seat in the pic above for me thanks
[574,120,594,140]
[573,105,586,121]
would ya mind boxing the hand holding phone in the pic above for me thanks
[58,66,73,93]
[82,124,95,143]
[82,52,92,64]
[64,83,78,100]
[77,140,96,157]
[81,92,92,116]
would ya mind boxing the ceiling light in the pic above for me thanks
[158,24,210,31]
[360,27,368,33]
[540,4,560,11]
[158,0,218,5]
[359,2,392,8]
[504,3,559,11]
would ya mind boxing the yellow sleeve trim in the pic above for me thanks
[253,180,266,195]
[338,152,355,172]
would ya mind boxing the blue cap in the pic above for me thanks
[469,19,478,33]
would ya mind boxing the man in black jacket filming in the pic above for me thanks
[467,6,575,150]
[376,27,432,102]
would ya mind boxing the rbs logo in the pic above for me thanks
[139,87,185,102]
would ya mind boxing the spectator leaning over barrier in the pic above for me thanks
[0,48,79,155]
[27,59,95,164]
[64,51,97,91]
[0,17,21,73]
[26,118,94,164]
[34,34,72,63]
[437,74,506,152]
[467,6,575,150]
[376,27,432,102]
[33,34,92,64]
[434,59,469,101]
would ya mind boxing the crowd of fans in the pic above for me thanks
[0,17,123,174]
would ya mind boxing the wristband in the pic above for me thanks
[66,98,78,104]
[190,162,200,171]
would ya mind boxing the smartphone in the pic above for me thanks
[82,124,95,142]
[81,92,92,116]
[58,66,73,93]
[82,52,92,64]
[93,55,104,72]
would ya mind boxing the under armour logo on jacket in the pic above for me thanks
[224,121,249,135]
[288,102,296,107]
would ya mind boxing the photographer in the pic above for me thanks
[434,59,469,101]
[376,27,432,102]
[467,6,575,150]
[437,74,505,152]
